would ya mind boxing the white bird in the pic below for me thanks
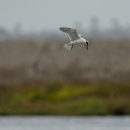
[59,27,89,50]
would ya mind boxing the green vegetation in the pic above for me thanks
[0,82,130,115]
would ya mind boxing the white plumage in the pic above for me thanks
[59,27,89,50]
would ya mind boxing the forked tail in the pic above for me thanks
[64,44,73,50]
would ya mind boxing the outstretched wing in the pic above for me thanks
[59,27,80,41]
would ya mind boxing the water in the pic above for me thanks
[0,116,130,130]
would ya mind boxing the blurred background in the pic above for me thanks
[0,0,130,130]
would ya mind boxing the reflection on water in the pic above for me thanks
[0,116,130,130]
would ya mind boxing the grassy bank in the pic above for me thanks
[0,82,130,115]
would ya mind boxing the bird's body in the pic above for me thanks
[59,27,89,50]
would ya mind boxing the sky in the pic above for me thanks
[0,0,130,32]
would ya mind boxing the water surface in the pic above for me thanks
[0,116,130,130]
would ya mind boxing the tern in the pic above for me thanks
[59,27,89,50]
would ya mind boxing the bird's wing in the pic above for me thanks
[59,27,80,41]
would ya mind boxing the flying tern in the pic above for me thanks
[59,27,89,50]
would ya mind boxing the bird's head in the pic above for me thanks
[86,41,89,45]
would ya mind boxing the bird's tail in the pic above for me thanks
[64,44,73,50]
